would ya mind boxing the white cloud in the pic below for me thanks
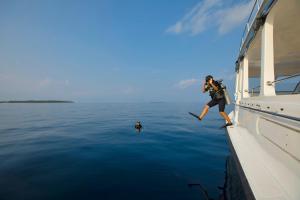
[166,0,254,35]
[216,1,254,34]
[176,78,199,89]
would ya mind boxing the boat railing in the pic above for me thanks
[248,73,300,96]
[239,0,263,52]
[266,73,300,86]
[238,0,277,56]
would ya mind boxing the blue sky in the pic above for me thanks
[0,0,253,102]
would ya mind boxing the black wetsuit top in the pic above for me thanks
[205,81,225,112]
[204,81,224,100]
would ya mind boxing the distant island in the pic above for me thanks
[0,100,74,103]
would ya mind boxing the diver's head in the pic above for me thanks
[205,75,213,83]
[135,121,142,131]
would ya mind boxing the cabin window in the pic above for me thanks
[274,75,300,95]
[248,77,260,97]
[272,0,300,95]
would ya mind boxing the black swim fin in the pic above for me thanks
[189,112,201,120]
[220,123,233,129]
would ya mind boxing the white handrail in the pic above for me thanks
[249,73,300,96]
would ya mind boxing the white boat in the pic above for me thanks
[226,0,300,199]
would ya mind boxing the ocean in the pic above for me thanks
[0,102,230,200]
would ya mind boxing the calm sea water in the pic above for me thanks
[0,103,230,200]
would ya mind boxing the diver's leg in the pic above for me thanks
[218,99,232,124]
[199,99,217,120]
[219,112,232,124]
[199,105,209,120]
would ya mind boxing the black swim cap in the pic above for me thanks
[205,75,213,82]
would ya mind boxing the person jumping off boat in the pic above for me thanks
[198,75,233,128]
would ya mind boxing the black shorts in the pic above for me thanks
[207,98,225,112]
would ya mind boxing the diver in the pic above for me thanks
[135,121,143,132]
[198,75,232,128]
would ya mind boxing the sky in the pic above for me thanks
[0,0,254,102]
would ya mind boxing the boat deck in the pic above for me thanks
[226,118,300,200]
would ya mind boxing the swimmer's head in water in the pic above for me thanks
[135,121,142,129]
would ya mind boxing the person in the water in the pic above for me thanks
[198,75,233,127]
[135,121,142,132]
